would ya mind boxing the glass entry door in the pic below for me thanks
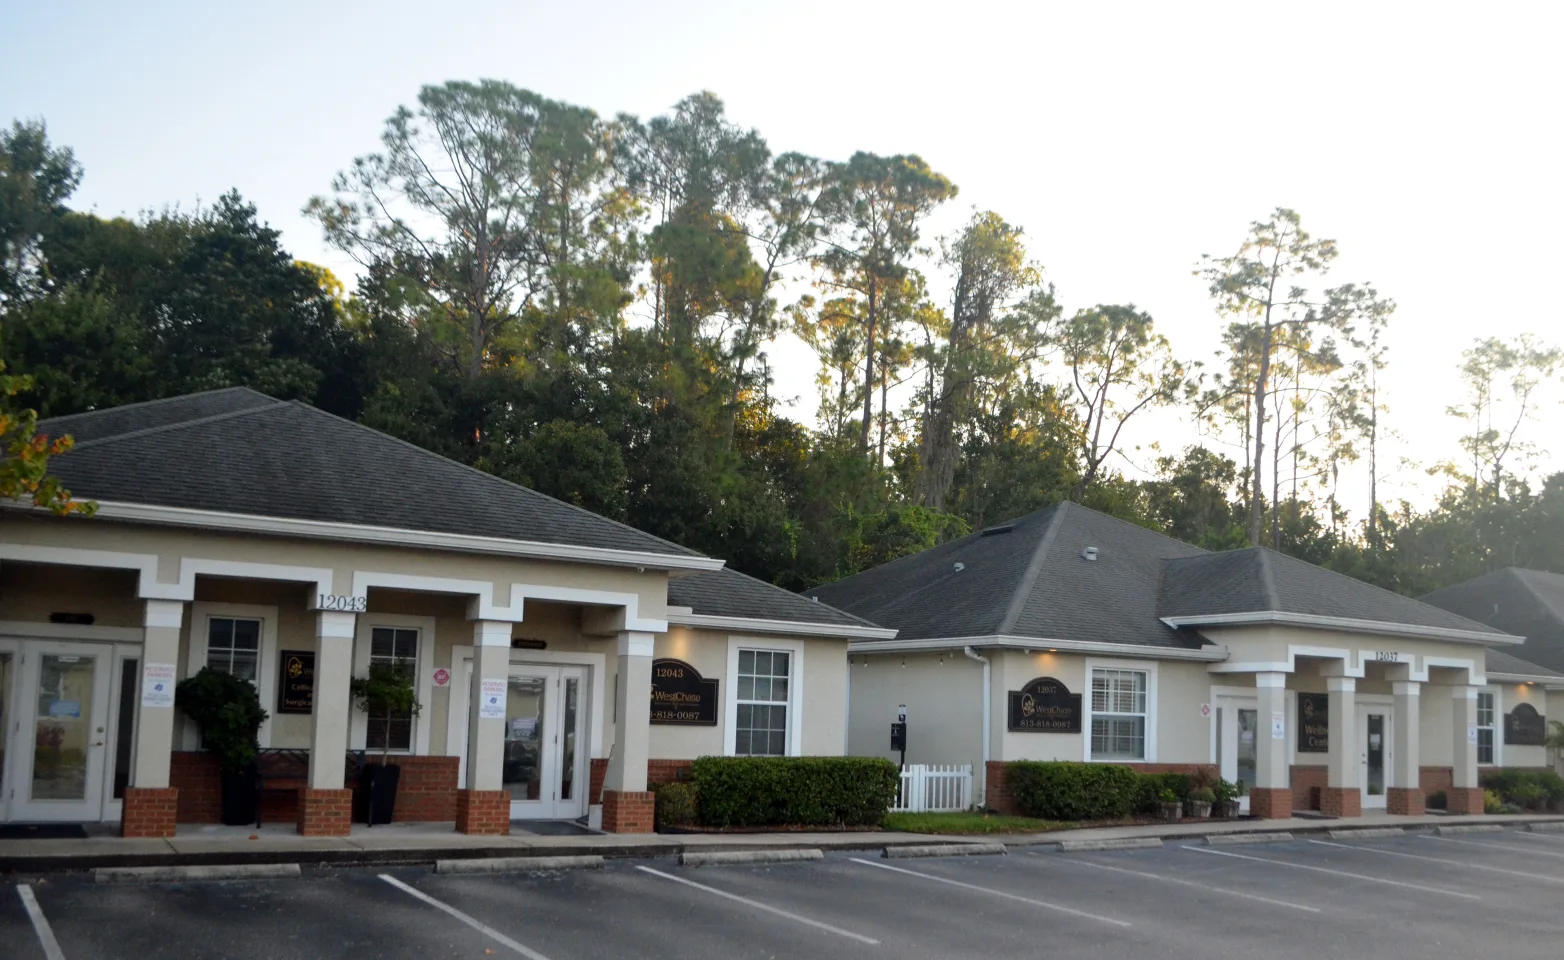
[502,665,587,820]
[8,641,114,822]
[1218,699,1259,815]
[1358,703,1391,809]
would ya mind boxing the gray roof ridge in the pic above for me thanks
[1058,501,1215,555]
[65,401,284,452]
[38,386,278,434]
[281,400,706,558]
[698,567,881,628]
[997,499,1069,635]
[1509,568,1564,623]
[1255,547,1282,610]
[1258,545,1502,634]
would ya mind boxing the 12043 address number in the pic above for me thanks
[317,594,368,613]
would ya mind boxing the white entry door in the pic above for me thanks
[1218,699,1259,815]
[6,642,114,822]
[502,665,588,820]
[1358,702,1391,810]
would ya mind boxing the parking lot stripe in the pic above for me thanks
[378,874,554,960]
[635,865,880,945]
[849,857,1133,928]
[1306,839,1564,884]
[16,884,66,960]
[1049,854,1322,913]
[1184,845,1483,899]
[1426,835,1564,859]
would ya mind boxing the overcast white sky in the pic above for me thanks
[4,1,1561,517]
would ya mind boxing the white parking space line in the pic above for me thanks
[1426,835,1564,859]
[378,874,554,960]
[1515,830,1564,843]
[16,884,66,960]
[1307,839,1564,885]
[635,865,880,945]
[1184,845,1482,900]
[849,857,1132,928]
[1050,854,1323,913]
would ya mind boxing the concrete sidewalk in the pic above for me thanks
[4,812,1561,874]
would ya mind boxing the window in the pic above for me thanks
[206,618,261,682]
[734,649,790,757]
[1477,691,1496,765]
[366,627,418,752]
[1091,668,1148,760]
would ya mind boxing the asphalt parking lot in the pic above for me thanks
[8,828,1564,959]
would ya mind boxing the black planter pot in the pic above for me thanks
[220,766,259,826]
[362,763,402,826]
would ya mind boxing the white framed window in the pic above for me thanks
[1477,689,1498,766]
[352,614,435,756]
[725,637,803,757]
[1083,659,1158,762]
[185,602,280,748]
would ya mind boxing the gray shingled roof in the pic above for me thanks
[1485,645,1564,679]
[806,501,1210,647]
[40,388,701,558]
[1424,568,1564,671]
[669,568,881,629]
[1159,548,1505,637]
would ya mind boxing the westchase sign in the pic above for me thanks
[649,658,718,726]
[1007,677,1082,733]
[1297,692,1329,753]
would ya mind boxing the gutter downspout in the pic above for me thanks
[964,646,991,809]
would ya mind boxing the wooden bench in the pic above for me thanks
[253,749,366,828]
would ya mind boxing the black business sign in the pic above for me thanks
[1506,702,1547,746]
[1007,677,1082,733]
[1297,692,1329,753]
[649,658,718,726]
[278,650,315,715]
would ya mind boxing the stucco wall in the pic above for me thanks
[0,563,143,628]
[848,651,982,769]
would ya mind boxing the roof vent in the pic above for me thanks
[980,524,1015,537]
[1082,546,1099,562]
[953,562,966,573]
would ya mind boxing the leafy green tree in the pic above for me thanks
[0,360,93,514]
[0,119,81,303]
[1445,334,1561,500]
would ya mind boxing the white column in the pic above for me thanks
[465,621,512,791]
[1452,684,1479,791]
[1392,680,1421,794]
[1255,672,1289,791]
[131,600,184,788]
[307,611,356,789]
[605,631,654,794]
[1326,676,1358,790]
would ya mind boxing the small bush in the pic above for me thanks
[1136,772,1191,812]
[689,756,899,828]
[1483,789,1506,814]
[655,782,699,829]
[1480,769,1564,811]
[1189,787,1216,804]
[1005,762,1144,821]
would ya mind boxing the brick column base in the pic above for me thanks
[1320,786,1363,818]
[601,790,655,833]
[1446,787,1485,815]
[298,788,354,836]
[1249,787,1293,820]
[1386,787,1425,816]
[455,789,511,835]
[121,787,179,838]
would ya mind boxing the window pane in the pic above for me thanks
[739,650,754,674]
[768,731,786,756]
[753,678,772,701]
[208,618,233,649]
[1477,729,1494,765]
[772,677,788,701]
[370,627,395,659]
[737,676,754,700]
[231,619,261,650]
[393,629,417,661]
[771,652,790,678]
[229,653,258,684]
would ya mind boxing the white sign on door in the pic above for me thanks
[479,678,507,719]
[141,663,177,708]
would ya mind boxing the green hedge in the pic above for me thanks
[689,756,900,828]
[654,782,699,829]
[1480,769,1564,811]
[1005,762,1147,820]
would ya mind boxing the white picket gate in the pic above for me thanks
[893,764,973,813]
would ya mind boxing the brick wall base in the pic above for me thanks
[1249,787,1293,820]
[1446,787,1485,815]
[1290,765,1327,811]
[1420,766,1453,799]
[121,787,179,838]
[1387,787,1425,816]
[1319,786,1362,818]
[171,751,221,823]
[985,761,1017,815]
[602,790,655,833]
[455,789,511,835]
[297,788,353,836]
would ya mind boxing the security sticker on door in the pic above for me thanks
[480,679,507,719]
[1272,711,1286,740]
[142,663,177,708]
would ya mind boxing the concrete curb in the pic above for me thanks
[680,849,824,867]
[1526,822,1564,833]
[435,855,604,874]
[884,843,1007,859]
[1327,828,1405,839]
[1053,838,1164,852]
[1204,832,1294,845]
[1434,824,1508,835]
[94,863,301,883]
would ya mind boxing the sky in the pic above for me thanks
[4,1,1561,516]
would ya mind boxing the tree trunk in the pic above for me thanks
[1248,328,1272,547]
[860,281,878,454]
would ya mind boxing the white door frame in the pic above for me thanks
[8,640,115,822]
[1357,697,1393,811]
[99,643,144,824]
[0,637,20,823]
[1216,693,1259,815]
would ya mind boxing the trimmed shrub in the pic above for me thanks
[1480,769,1564,811]
[689,756,900,828]
[1005,762,1143,821]
[655,782,699,829]
[1136,772,1192,812]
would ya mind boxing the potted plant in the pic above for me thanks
[1156,787,1182,823]
[1212,779,1242,818]
[1187,787,1215,818]
[351,663,421,826]
[175,667,268,826]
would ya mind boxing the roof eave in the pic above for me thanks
[24,499,726,573]
[1485,671,1564,688]
[846,634,1229,662]
[1159,611,1522,645]
[667,612,896,640]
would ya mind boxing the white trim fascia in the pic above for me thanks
[0,620,143,643]
[1487,672,1564,689]
[77,499,726,573]
[725,635,805,757]
[1160,611,1522,645]
[845,634,1228,662]
[668,612,896,641]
